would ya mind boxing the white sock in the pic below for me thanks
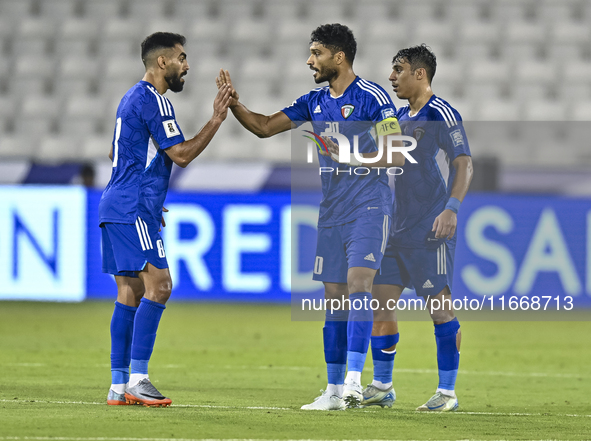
[345,371,361,385]
[436,388,456,398]
[372,380,392,390]
[110,383,126,394]
[129,373,149,388]
[326,383,343,397]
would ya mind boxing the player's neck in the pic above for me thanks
[408,88,434,115]
[142,72,169,95]
[328,69,356,98]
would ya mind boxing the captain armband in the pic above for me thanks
[376,117,401,137]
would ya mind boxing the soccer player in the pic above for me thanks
[100,32,232,406]
[216,24,404,410]
[365,44,473,411]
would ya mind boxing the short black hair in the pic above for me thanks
[310,23,356,65]
[141,32,186,65]
[393,44,437,84]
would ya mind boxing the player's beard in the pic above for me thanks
[165,71,185,92]
[314,66,337,84]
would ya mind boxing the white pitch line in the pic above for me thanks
[0,399,589,418]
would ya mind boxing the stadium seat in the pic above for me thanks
[217,0,258,21]
[570,102,591,121]
[305,0,349,23]
[38,0,79,18]
[537,0,577,23]
[0,0,33,17]
[62,95,108,135]
[36,135,81,162]
[82,135,113,160]
[173,0,212,20]
[228,19,273,59]
[55,18,99,57]
[83,0,123,19]
[411,20,457,47]
[476,99,521,121]
[524,99,567,122]
[263,0,307,20]
[143,19,186,38]
[186,18,227,58]
[0,135,39,158]
[104,58,144,81]
[128,0,168,19]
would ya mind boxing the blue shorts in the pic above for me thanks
[312,214,390,284]
[374,242,454,297]
[101,217,168,277]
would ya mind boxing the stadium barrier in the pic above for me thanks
[1,186,590,309]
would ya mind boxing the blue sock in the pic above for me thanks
[130,297,166,375]
[347,292,373,373]
[323,309,348,385]
[434,318,460,391]
[110,302,137,385]
[371,333,399,384]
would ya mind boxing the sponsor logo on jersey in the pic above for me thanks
[449,129,465,147]
[381,108,395,120]
[422,279,434,288]
[364,253,376,262]
[162,120,180,138]
[314,105,322,113]
[341,104,354,119]
[413,127,425,142]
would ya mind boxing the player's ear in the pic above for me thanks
[335,51,345,65]
[157,54,167,70]
[416,67,426,81]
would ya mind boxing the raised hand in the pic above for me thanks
[215,69,240,107]
[212,84,233,121]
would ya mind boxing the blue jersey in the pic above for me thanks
[99,81,185,228]
[391,95,471,249]
[282,76,396,227]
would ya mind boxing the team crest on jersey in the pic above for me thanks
[341,104,354,119]
[413,127,425,141]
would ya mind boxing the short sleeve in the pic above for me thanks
[281,93,312,125]
[437,110,471,161]
[359,81,397,125]
[142,91,185,150]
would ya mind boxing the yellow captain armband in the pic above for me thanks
[376,117,401,136]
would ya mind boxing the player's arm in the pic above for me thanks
[432,154,474,239]
[319,118,405,167]
[164,84,233,168]
[216,69,292,138]
[108,146,113,161]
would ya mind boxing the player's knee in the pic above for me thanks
[152,278,172,303]
[347,277,373,294]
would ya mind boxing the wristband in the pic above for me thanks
[445,197,461,214]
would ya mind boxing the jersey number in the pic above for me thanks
[325,122,339,133]
[314,256,323,275]
[112,117,122,168]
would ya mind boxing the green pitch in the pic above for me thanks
[0,301,590,440]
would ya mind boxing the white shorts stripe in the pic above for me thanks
[147,86,165,116]
[437,246,440,274]
[359,79,390,105]
[443,242,447,274]
[139,217,153,250]
[357,82,386,106]
[135,219,147,251]
[381,215,389,254]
